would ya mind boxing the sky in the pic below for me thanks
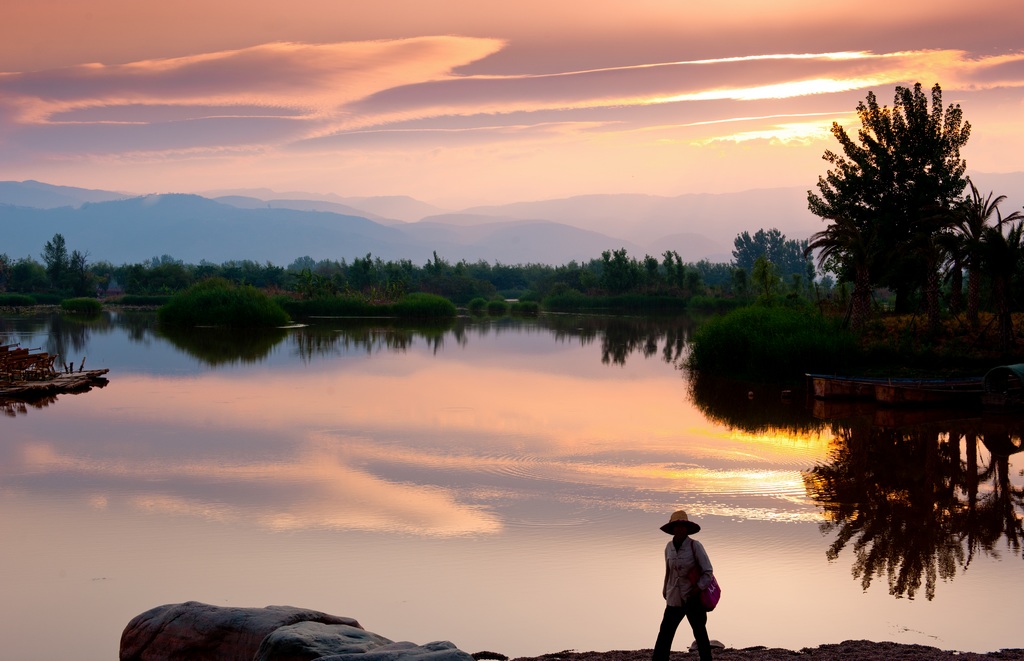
[1,0,1022,208]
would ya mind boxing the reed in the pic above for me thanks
[158,278,290,328]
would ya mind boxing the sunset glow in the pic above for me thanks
[0,1,1020,206]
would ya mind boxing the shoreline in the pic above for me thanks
[500,641,1024,660]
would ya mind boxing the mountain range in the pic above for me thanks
[2,174,1021,267]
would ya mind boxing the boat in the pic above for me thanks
[872,378,984,407]
[982,363,1024,411]
[807,372,987,408]
[806,373,982,402]
[806,374,891,400]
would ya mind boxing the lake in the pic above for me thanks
[2,310,1022,660]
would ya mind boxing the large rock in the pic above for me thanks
[254,623,393,661]
[119,601,361,661]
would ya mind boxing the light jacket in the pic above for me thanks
[662,536,713,607]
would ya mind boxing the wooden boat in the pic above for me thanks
[872,378,984,407]
[806,373,980,400]
[806,374,890,400]
[982,363,1024,410]
[807,372,985,407]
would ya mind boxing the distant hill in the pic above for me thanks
[2,173,1021,266]
[201,188,445,222]
[0,180,130,208]
[0,194,648,266]
[213,195,400,225]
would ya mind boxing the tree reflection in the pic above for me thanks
[688,370,824,434]
[158,325,289,366]
[803,412,1024,600]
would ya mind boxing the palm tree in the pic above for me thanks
[954,180,1024,327]
[806,215,876,330]
[980,219,1024,352]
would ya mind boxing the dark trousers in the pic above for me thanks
[652,596,712,661]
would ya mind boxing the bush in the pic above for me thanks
[158,279,290,328]
[61,297,102,314]
[467,297,488,314]
[686,304,859,381]
[0,293,36,307]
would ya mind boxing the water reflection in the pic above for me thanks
[689,373,1024,602]
[159,325,289,365]
[688,371,824,434]
[1,394,59,417]
[806,409,1023,600]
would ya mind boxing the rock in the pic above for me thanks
[254,622,393,661]
[119,601,361,661]
[320,640,477,661]
[688,639,726,652]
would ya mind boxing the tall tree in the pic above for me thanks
[980,219,1024,352]
[806,214,877,329]
[41,233,70,292]
[732,228,810,278]
[808,83,971,317]
[953,179,1024,327]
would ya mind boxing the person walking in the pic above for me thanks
[652,510,714,661]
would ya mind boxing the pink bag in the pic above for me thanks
[688,540,721,611]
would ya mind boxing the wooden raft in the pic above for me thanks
[0,343,109,399]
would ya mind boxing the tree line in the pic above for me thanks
[0,233,817,306]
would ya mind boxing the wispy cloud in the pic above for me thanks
[0,23,1021,203]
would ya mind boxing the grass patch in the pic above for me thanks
[159,278,290,328]
[687,304,859,381]
[467,297,488,315]
[61,297,102,315]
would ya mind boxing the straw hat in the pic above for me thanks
[659,510,701,534]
